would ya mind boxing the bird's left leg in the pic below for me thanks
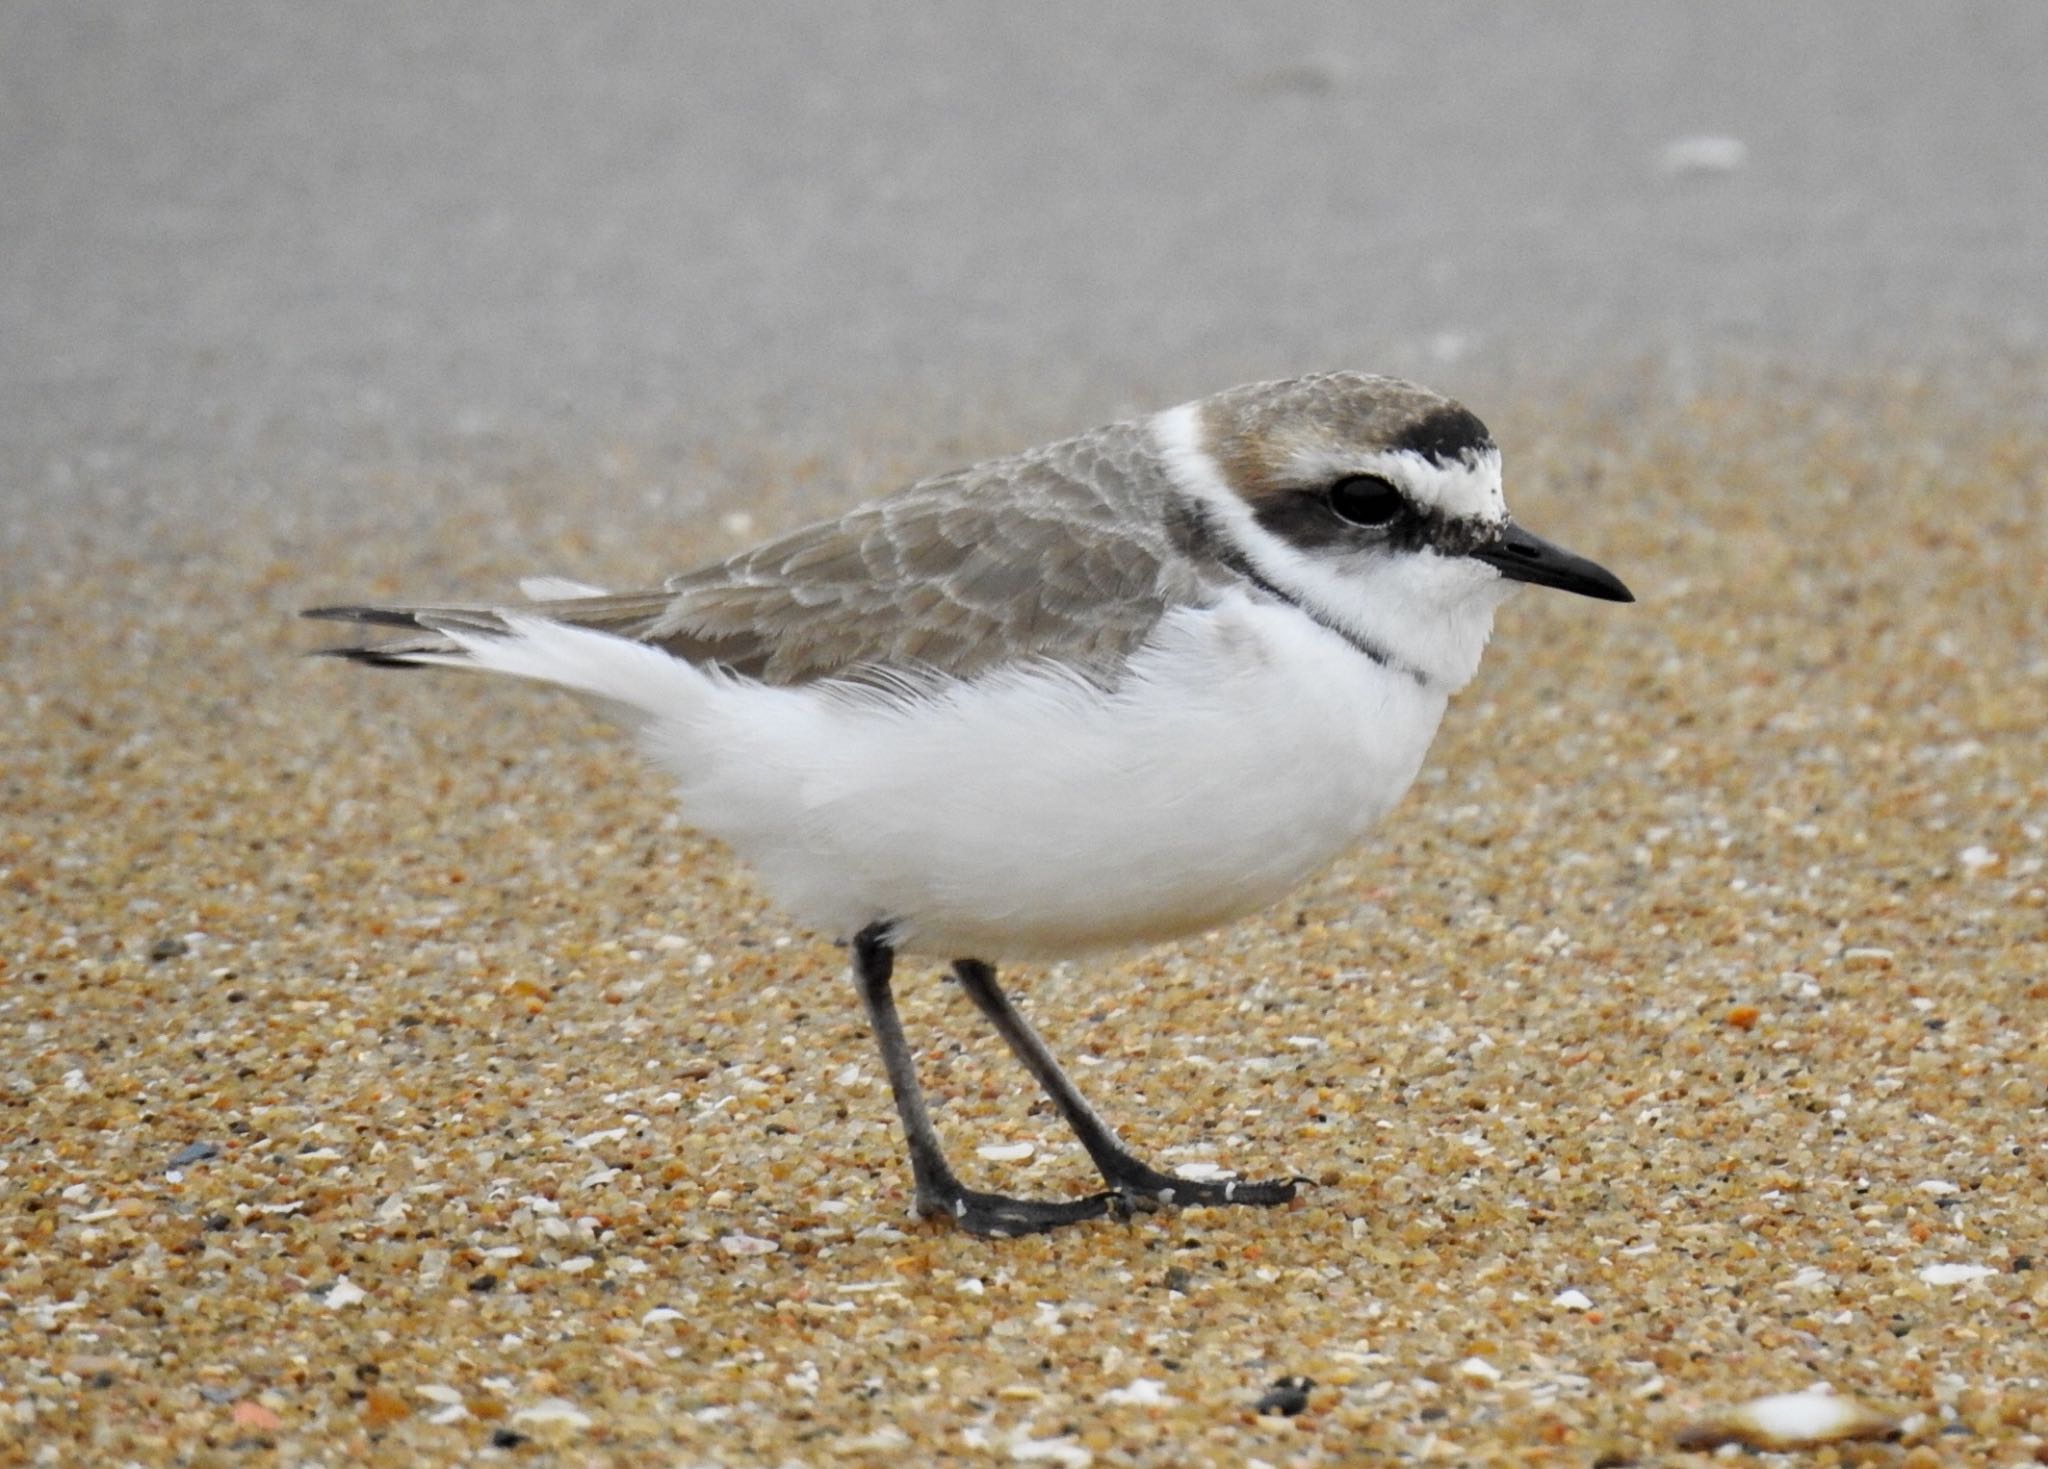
[853,926,1113,1235]
[951,957,1301,1213]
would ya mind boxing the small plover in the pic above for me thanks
[307,372,1632,1236]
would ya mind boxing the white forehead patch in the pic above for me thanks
[1289,446,1507,525]
[1151,401,1223,505]
[1152,398,1507,526]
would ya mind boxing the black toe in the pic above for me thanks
[915,1183,1116,1237]
[1096,1156,1305,1211]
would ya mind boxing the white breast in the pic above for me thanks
[436,602,1451,959]
[645,596,1451,958]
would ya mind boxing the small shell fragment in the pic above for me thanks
[1101,1377,1175,1406]
[1008,1433,1092,1467]
[977,1141,1036,1163]
[1918,1262,1995,1286]
[1674,1389,1898,1451]
[512,1397,594,1431]
[717,1232,780,1256]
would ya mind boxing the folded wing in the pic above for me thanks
[305,427,1222,687]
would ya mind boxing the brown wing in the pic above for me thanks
[641,430,1210,683]
[307,419,1225,686]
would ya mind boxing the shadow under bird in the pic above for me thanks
[306,371,1632,1236]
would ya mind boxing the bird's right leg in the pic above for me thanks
[851,924,1113,1237]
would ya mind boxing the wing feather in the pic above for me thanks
[307,419,1226,685]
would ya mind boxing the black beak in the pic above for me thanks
[1470,520,1634,603]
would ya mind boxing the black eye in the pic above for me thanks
[1327,474,1404,528]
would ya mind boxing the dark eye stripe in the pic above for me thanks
[1248,485,1492,558]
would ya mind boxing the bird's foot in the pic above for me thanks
[913,1181,1120,1237]
[1099,1157,1305,1213]
[909,1162,1305,1236]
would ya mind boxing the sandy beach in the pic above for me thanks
[4,6,2044,1464]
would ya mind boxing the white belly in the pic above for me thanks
[657,597,1450,959]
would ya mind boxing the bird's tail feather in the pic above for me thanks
[302,583,677,669]
[320,610,717,742]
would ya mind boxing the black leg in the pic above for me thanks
[851,925,1113,1237]
[951,957,1301,1213]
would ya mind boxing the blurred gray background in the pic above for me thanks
[4,2,2043,539]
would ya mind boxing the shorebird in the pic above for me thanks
[307,372,1632,1235]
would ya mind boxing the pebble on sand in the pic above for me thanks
[1253,1376,1315,1417]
